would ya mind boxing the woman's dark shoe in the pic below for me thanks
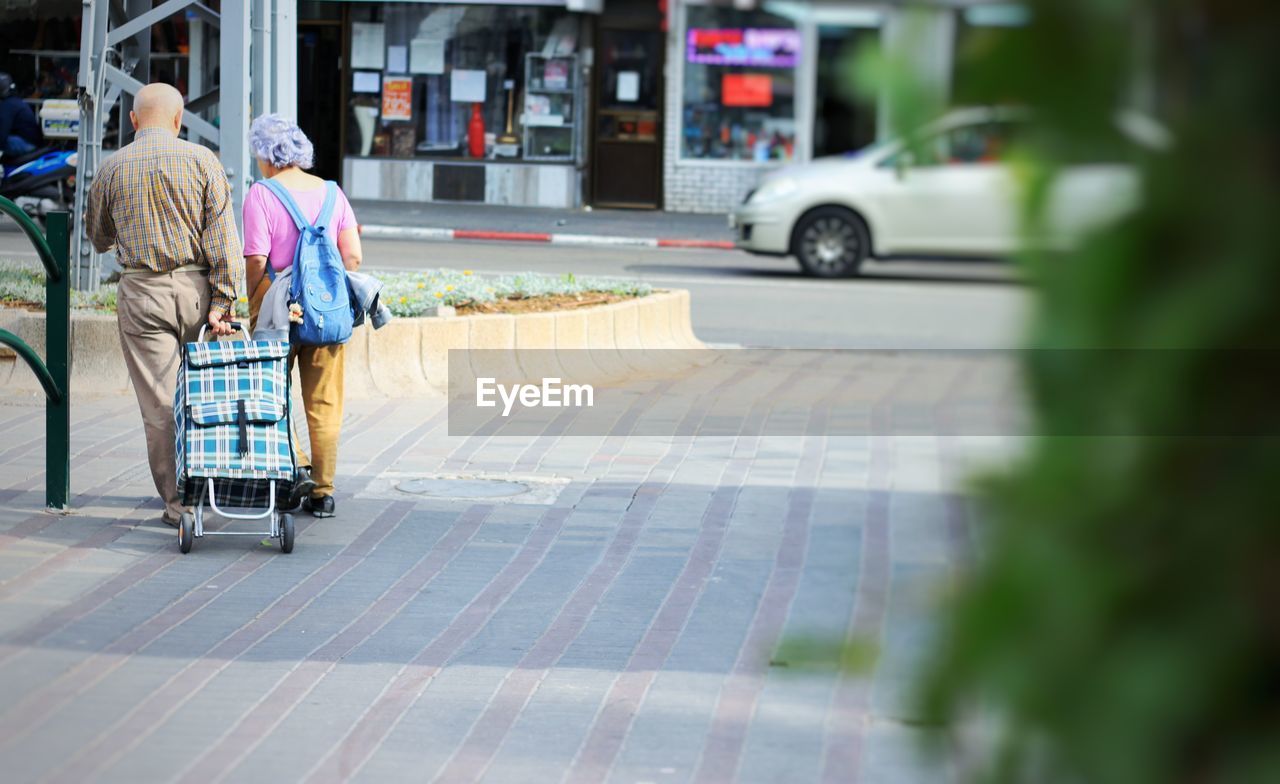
[284,468,317,511]
[304,494,335,518]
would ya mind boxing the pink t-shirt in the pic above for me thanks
[242,180,358,272]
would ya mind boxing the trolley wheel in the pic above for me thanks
[280,513,295,554]
[178,512,194,554]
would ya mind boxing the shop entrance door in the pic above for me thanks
[298,22,343,182]
[591,27,663,209]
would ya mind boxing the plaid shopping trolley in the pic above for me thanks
[173,322,297,553]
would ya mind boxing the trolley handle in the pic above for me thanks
[197,320,252,342]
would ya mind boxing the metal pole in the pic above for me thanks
[221,0,251,233]
[45,213,72,511]
[797,15,817,163]
[0,331,61,403]
[189,14,204,114]
[73,0,112,292]
[252,0,272,121]
[273,0,297,119]
[0,201,72,509]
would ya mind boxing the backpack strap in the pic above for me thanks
[258,179,337,289]
[259,178,314,232]
[314,181,338,234]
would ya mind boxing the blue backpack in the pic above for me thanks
[260,179,353,346]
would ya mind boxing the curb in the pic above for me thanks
[359,224,737,251]
[0,290,705,399]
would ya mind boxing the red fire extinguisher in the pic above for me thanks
[468,103,486,158]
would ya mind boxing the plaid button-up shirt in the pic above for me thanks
[86,127,243,315]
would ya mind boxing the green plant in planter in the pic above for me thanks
[379,268,651,317]
[1,263,652,320]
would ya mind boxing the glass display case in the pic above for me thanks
[523,53,577,161]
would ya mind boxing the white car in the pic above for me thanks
[729,107,1138,276]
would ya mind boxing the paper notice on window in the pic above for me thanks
[410,38,445,75]
[617,71,639,102]
[352,71,381,94]
[451,69,486,103]
[351,23,385,70]
[387,45,408,74]
[381,76,413,121]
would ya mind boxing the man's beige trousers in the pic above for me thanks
[116,268,210,522]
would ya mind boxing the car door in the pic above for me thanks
[873,121,1020,256]
[1044,162,1140,248]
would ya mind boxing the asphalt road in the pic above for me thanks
[0,230,1029,349]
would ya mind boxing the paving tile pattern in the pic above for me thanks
[0,384,1001,783]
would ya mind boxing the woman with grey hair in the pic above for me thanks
[242,113,363,519]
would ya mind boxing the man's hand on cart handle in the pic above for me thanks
[207,308,235,336]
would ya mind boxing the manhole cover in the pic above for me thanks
[360,472,569,505]
[395,478,532,499]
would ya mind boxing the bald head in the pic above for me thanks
[130,83,184,135]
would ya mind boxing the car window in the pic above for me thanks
[883,121,1018,167]
[939,122,1017,164]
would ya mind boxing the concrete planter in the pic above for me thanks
[0,290,703,398]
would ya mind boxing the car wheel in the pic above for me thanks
[792,208,870,278]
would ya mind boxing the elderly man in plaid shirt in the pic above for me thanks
[85,83,245,527]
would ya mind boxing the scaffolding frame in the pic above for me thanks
[72,0,297,291]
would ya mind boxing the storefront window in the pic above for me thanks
[345,3,580,161]
[681,6,798,162]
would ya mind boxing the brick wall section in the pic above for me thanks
[662,22,780,214]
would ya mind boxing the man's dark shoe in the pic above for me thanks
[284,468,317,511]
[161,514,181,529]
[304,494,335,518]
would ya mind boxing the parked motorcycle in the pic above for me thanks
[0,145,76,224]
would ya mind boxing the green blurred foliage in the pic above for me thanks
[905,2,1280,783]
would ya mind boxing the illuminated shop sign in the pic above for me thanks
[721,74,773,107]
[686,28,799,67]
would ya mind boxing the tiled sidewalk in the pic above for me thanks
[0,388,998,783]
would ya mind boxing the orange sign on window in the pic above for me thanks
[381,76,413,121]
[722,74,772,107]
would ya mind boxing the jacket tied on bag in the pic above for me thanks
[257,264,392,343]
